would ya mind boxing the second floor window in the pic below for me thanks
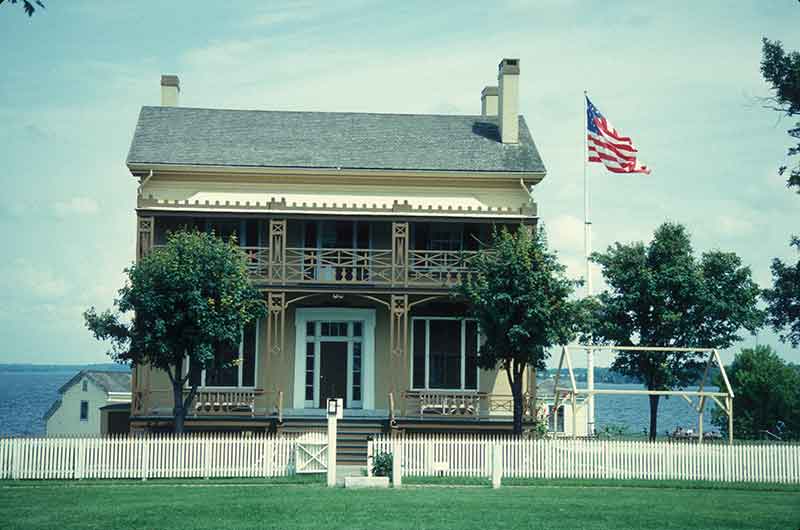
[189,320,259,388]
[82,380,88,392]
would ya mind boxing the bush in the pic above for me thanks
[372,451,393,479]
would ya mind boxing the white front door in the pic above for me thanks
[293,308,375,410]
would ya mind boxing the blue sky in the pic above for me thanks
[0,1,798,367]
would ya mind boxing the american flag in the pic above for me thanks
[586,96,650,174]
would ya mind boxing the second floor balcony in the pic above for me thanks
[139,216,518,289]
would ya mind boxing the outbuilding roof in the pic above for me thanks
[56,370,131,395]
[127,106,546,175]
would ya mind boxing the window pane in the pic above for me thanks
[242,322,256,387]
[189,359,202,387]
[412,320,426,388]
[80,401,88,420]
[428,320,461,389]
[205,343,238,387]
[305,342,315,401]
[465,320,478,390]
[353,322,362,337]
[352,342,362,402]
[306,321,316,337]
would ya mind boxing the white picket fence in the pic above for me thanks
[0,432,327,480]
[370,434,800,484]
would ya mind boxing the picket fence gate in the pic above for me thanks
[0,432,327,480]
[369,434,800,484]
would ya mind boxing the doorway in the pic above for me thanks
[319,342,348,408]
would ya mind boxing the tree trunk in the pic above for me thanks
[648,394,660,442]
[506,363,524,436]
[172,381,186,434]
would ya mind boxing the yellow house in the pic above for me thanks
[127,59,581,459]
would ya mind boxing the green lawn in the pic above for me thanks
[1,479,798,530]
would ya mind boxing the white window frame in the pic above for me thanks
[293,308,375,410]
[190,320,260,390]
[410,317,480,391]
[79,400,89,421]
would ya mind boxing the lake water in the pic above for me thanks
[0,369,717,437]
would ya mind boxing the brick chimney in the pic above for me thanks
[497,58,519,144]
[160,75,180,106]
[481,86,498,116]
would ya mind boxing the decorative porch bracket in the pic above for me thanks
[268,219,286,284]
[266,291,286,359]
[392,222,408,286]
[136,216,154,261]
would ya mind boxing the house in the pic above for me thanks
[44,370,131,436]
[127,59,588,455]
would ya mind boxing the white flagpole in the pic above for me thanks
[584,90,595,436]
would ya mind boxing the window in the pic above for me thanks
[82,380,88,392]
[80,401,89,421]
[411,318,479,390]
[547,405,565,433]
[189,320,259,388]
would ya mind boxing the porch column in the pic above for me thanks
[268,219,286,284]
[389,294,409,393]
[392,222,409,287]
[136,215,154,261]
[266,291,286,359]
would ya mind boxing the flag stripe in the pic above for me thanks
[586,96,650,175]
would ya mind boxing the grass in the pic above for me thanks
[1,478,798,530]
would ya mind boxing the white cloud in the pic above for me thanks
[53,197,99,217]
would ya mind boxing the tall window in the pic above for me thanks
[412,318,479,390]
[189,321,259,388]
[79,401,89,421]
[82,380,88,392]
[547,405,565,433]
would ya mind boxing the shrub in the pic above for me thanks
[372,451,393,479]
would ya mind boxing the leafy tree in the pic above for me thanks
[761,38,800,193]
[84,230,266,433]
[712,345,800,440]
[591,222,764,441]
[764,236,800,348]
[457,226,586,435]
[0,0,44,16]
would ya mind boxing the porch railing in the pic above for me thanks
[399,390,538,419]
[132,389,283,419]
[284,247,394,284]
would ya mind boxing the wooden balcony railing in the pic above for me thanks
[150,244,480,288]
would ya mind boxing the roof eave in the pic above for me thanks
[127,162,546,186]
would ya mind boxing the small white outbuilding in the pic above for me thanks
[44,370,131,436]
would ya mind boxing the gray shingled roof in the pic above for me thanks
[127,106,546,174]
[56,370,131,395]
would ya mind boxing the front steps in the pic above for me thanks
[279,418,386,466]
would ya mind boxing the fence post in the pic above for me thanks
[11,438,19,480]
[203,437,211,480]
[366,438,374,478]
[392,439,402,488]
[75,438,85,480]
[141,437,150,481]
[491,443,502,489]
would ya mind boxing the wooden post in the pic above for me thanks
[327,410,337,487]
[141,437,150,481]
[392,439,403,488]
[727,397,734,446]
[698,409,704,444]
[491,443,502,489]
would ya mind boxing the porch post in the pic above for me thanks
[266,291,286,359]
[136,215,154,261]
[392,222,409,287]
[389,294,409,394]
[268,219,286,284]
